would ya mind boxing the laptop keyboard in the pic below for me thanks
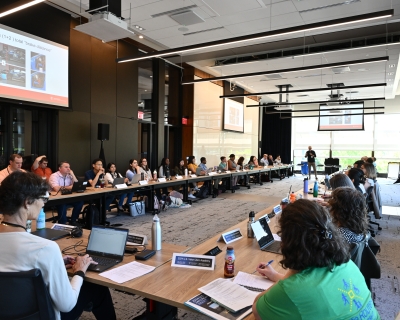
[262,241,282,253]
[90,256,118,266]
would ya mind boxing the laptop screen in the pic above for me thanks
[87,226,128,257]
[251,217,274,249]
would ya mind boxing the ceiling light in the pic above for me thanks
[387,79,393,81]
[389,64,396,68]
[264,106,384,114]
[279,111,384,119]
[220,83,386,98]
[247,97,385,107]
[139,35,144,39]
[184,56,388,85]
[134,25,145,31]
[0,0,45,18]
[117,9,393,63]
[387,72,394,75]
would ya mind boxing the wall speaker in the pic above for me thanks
[97,123,109,141]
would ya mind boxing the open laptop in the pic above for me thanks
[130,174,141,184]
[112,177,125,187]
[251,216,281,254]
[86,226,129,272]
[71,180,88,193]
[32,228,70,241]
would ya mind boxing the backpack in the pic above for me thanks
[197,184,209,199]
[81,203,100,230]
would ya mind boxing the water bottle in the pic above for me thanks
[247,211,255,238]
[313,180,319,198]
[37,208,45,230]
[224,246,235,278]
[141,172,144,181]
[153,170,157,181]
[184,168,188,177]
[151,214,162,250]
[26,220,32,233]
[303,177,309,193]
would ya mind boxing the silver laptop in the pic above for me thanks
[251,217,281,254]
[112,177,125,187]
[86,226,129,272]
[130,174,141,184]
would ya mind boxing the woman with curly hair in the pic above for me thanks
[252,200,379,320]
[329,187,369,244]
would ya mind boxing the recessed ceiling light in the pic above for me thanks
[145,90,147,91]
[139,35,144,39]
[389,64,395,68]
[387,79,393,81]
[387,72,394,75]
[150,76,152,78]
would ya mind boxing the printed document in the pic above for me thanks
[99,261,155,283]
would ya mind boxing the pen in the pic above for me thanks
[253,259,274,274]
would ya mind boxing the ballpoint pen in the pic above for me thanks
[253,259,274,274]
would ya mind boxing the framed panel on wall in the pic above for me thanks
[223,98,244,133]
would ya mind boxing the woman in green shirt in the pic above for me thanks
[252,200,380,320]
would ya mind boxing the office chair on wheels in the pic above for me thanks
[0,268,56,320]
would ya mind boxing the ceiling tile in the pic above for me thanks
[224,18,271,35]
[212,7,271,26]
[271,0,297,16]
[271,12,304,29]
[201,0,262,16]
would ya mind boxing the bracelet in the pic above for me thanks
[73,271,85,280]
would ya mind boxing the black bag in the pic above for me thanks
[197,184,209,199]
[82,204,100,230]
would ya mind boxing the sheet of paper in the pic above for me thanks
[233,271,274,291]
[99,261,155,284]
[198,278,258,312]
[273,233,281,241]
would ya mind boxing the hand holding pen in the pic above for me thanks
[255,260,278,281]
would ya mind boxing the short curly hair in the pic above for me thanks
[329,187,369,235]
[278,199,350,271]
[0,171,49,216]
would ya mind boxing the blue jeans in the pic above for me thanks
[118,192,134,207]
[56,201,84,224]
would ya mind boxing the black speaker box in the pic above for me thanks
[97,123,109,141]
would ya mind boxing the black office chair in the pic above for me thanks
[0,268,56,320]
[366,185,382,236]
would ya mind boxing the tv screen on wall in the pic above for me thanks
[223,98,244,133]
[0,23,69,108]
[318,103,364,131]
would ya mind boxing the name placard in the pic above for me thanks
[171,253,215,271]
[190,174,197,178]
[204,246,222,256]
[115,184,127,189]
[208,172,217,176]
[157,178,167,182]
[175,175,183,179]
[273,204,282,215]
[139,180,148,185]
[218,228,243,244]
[225,170,231,173]
[127,233,148,245]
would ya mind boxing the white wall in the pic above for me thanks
[192,81,259,166]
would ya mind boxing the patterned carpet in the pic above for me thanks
[79,176,400,320]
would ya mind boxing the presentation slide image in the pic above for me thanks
[0,64,25,87]
[0,43,25,68]
[329,116,343,125]
[31,52,46,72]
[31,71,46,91]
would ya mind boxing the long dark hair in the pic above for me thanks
[348,168,366,193]
[248,156,256,164]
[128,158,139,173]
[139,158,149,171]
[187,156,196,165]
[278,200,350,271]
[237,156,245,166]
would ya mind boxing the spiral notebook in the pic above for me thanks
[233,271,274,292]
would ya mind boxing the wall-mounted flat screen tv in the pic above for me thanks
[0,23,68,108]
[223,98,244,133]
[318,102,364,131]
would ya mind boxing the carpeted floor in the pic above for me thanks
[79,176,400,320]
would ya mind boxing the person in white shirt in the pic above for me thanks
[0,171,116,320]
[105,162,134,212]
[259,154,269,166]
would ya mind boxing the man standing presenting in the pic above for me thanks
[31,155,52,180]
[49,161,83,225]
[0,154,26,184]
[305,146,318,180]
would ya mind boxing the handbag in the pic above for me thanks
[128,201,145,217]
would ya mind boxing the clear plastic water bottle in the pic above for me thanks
[37,208,45,230]
[151,214,162,250]
[247,211,255,238]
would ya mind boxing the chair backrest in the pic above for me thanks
[372,183,382,218]
[0,268,56,320]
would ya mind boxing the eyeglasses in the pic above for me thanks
[39,197,49,204]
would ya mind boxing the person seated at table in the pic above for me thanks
[274,155,282,164]
[126,158,139,183]
[228,154,239,192]
[347,168,369,195]
[259,154,269,166]
[353,160,365,169]
[173,159,186,176]
[329,173,355,190]
[252,200,379,320]
[267,155,274,166]
[156,158,170,198]
[237,156,249,186]
[0,171,116,320]
[198,157,219,197]
[360,163,376,188]
[329,187,369,244]
[248,155,261,168]
[31,155,52,180]
[105,162,134,212]
[187,156,200,192]
[85,158,114,212]
[0,154,26,184]
[138,158,153,180]
[219,156,227,170]
[49,161,84,225]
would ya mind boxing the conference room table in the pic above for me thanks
[47,164,293,223]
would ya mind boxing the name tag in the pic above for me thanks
[114,184,127,189]
[208,172,217,176]
[175,175,183,179]
[171,253,215,271]
[127,233,148,245]
[190,174,197,178]
[157,178,166,182]
[218,228,243,244]
[225,170,230,173]
[139,180,148,185]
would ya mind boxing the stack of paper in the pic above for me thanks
[99,261,155,283]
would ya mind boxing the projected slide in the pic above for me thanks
[318,103,364,131]
[223,98,244,132]
[0,24,68,108]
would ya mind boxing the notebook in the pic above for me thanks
[251,216,281,254]
[32,228,70,241]
[86,226,129,272]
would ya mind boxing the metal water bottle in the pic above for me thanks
[151,214,162,250]
[313,180,319,198]
[184,168,188,177]
[247,211,255,238]
[303,177,309,193]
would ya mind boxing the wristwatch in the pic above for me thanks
[73,271,85,279]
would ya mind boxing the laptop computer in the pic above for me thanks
[130,174,141,184]
[71,180,88,193]
[112,177,125,187]
[251,216,281,254]
[32,228,70,241]
[86,226,129,272]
